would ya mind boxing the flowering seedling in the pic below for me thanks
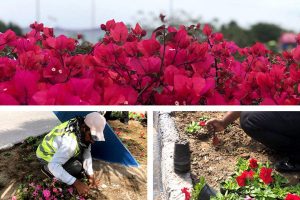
[186,121,202,134]
[197,116,210,127]
[129,112,146,121]
[14,176,89,200]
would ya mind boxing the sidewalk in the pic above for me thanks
[0,111,60,150]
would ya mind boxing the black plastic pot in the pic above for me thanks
[198,184,216,200]
[174,139,191,173]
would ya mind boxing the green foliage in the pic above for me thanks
[7,22,22,36]
[129,112,146,121]
[191,177,206,200]
[23,135,44,150]
[211,191,242,200]
[186,121,201,133]
[251,23,283,43]
[3,152,11,157]
[73,41,93,55]
[219,20,286,48]
[199,115,210,122]
[111,111,123,119]
[0,20,22,35]
[220,21,255,47]
[15,175,85,200]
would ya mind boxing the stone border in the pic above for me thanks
[156,111,193,199]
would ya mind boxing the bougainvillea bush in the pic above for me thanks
[213,158,300,200]
[1,20,300,105]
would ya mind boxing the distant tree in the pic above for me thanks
[250,23,284,43]
[0,20,22,35]
[220,21,255,47]
[0,20,7,33]
[7,22,22,36]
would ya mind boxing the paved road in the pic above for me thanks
[0,111,60,149]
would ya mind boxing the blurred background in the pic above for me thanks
[0,0,299,50]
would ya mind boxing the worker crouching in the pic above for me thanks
[36,112,106,196]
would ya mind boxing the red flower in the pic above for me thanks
[236,175,246,187]
[181,187,191,200]
[77,34,82,39]
[259,167,273,184]
[110,22,128,43]
[292,46,300,63]
[202,24,212,36]
[249,158,258,169]
[198,121,206,126]
[236,170,254,187]
[285,194,300,200]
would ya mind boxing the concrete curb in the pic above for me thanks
[157,111,193,200]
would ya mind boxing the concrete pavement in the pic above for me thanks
[0,111,60,150]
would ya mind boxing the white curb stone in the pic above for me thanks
[157,111,193,200]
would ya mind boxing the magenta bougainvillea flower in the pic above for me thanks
[1,21,300,105]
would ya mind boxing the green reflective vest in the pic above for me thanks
[36,121,80,162]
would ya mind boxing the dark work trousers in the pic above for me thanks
[240,112,300,155]
[39,154,83,179]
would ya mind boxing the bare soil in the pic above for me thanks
[173,111,300,191]
[0,119,147,200]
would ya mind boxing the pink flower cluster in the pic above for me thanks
[1,20,300,105]
[13,178,85,200]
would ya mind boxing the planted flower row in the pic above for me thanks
[1,20,300,105]
[182,158,300,199]
[216,158,300,199]
[13,176,86,200]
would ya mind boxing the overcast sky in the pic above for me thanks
[1,0,299,31]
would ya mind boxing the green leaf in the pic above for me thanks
[191,177,206,200]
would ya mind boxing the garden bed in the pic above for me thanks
[173,111,300,191]
[0,119,147,200]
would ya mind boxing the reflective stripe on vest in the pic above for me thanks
[36,121,80,162]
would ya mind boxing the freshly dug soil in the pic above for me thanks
[173,111,300,190]
[0,119,147,200]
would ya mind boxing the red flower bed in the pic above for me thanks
[1,20,300,105]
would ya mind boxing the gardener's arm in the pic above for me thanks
[206,111,241,132]
[82,145,99,188]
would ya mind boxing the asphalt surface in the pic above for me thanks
[0,111,60,150]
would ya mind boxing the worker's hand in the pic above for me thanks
[88,174,100,189]
[73,179,89,196]
[205,118,226,133]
